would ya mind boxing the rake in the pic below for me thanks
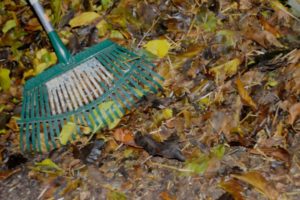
[18,0,163,152]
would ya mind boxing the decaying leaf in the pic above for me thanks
[288,102,300,124]
[184,144,226,175]
[113,128,140,148]
[210,58,241,83]
[232,171,279,200]
[219,179,244,200]
[144,39,171,58]
[236,77,257,110]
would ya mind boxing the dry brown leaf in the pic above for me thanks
[0,168,21,181]
[160,191,176,200]
[250,147,291,168]
[288,102,300,124]
[232,171,279,200]
[219,179,244,200]
[236,77,257,110]
[259,16,281,38]
[113,128,140,148]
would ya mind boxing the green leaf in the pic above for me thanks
[211,144,225,159]
[101,0,113,10]
[51,0,62,25]
[59,122,76,145]
[109,30,124,39]
[2,19,17,34]
[0,69,11,91]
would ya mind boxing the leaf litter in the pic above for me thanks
[0,0,300,199]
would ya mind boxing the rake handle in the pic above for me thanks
[29,0,71,64]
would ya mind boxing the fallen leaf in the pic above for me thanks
[210,58,241,83]
[0,168,21,181]
[32,158,63,174]
[184,144,226,175]
[160,191,176,200]
[232,171,279,200]
[89,101,124,132]
[236,77,257,110]
[69,12,100,28]
[2,19,17,34]
[250,147,291,168]
[144,39,171,58]
[0,68,11,91]
[113,128,140,147]
[288,102,300,124]
[219,179,244,200]
[96,20,109,36]
[107,189,127,200]
[59,122,77,145]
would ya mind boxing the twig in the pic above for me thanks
[150,161,192,172]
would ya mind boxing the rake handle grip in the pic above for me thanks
[29,0,71,64]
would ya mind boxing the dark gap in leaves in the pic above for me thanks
[75,139,105,165]
[217,192,234,200]
[0,112,11,129]
[6,153,27,169]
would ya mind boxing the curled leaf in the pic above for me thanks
[236,77,257,110]
[232,171,279,200]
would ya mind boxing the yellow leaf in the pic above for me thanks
[34,49,57,75]
[162,108,173,120]
[144,39,171,58]
[236,77,257,110]
[0,68,11,91]
[232,171,279,200]
[210,58,241,79]
[35,158,63,171]
[69,12,100,28]
[96,20,109,36]
[59,122,76,145]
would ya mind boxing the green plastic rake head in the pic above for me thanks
[19,0,163,152]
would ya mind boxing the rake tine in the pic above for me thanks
[85,67,104,95]
[64,79,79,110]
[68,75,84,107]
[97,55,123,79]
[31,122,37,151]
[103,53,155,97]
[53,119,61,139]
[36,122,42,152]
[60,81,73,112]
[43,122,50,151]
[48,121,57,149]
[73,68,94,102]
[94,105,109,127]
[66,116,77,141]
[20,123,25,152]
[79,67,98,99]
[25,122,31,151]
[52,86,62,114]
[89,108,100,127]
[70,72,89,105]
[74,115,82,136]
[57,84,68,113]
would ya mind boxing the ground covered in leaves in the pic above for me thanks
[1,0,300,199]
